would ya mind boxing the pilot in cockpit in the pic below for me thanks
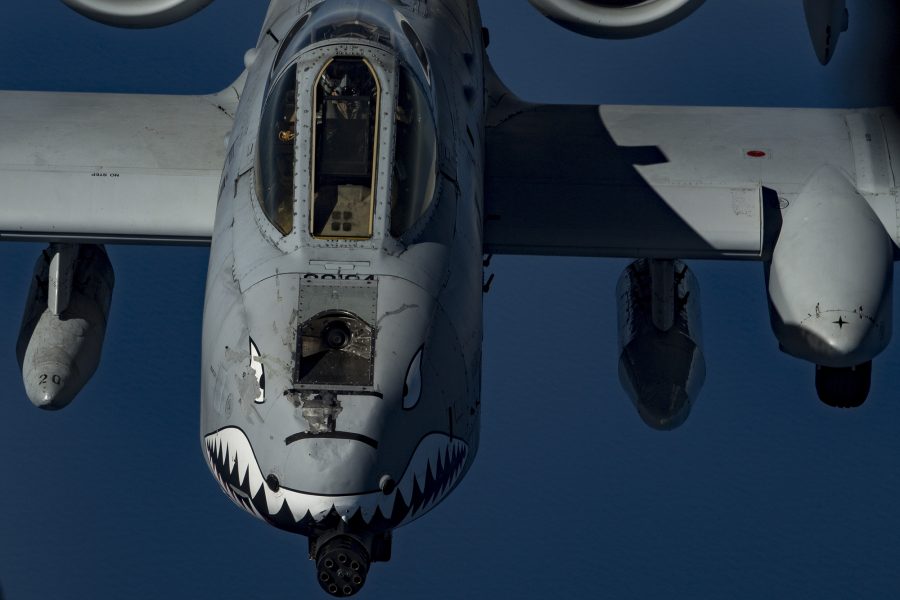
[320,67,375,120]
[277,86,297,143]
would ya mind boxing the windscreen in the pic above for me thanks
[311,58,379,239]
[256,65,297,236]
[390,66,437,237]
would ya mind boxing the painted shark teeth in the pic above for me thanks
[203,427,469,533]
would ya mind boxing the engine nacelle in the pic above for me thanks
[16,245,114,410]
[62,0,213,28]
[528,0,705,39]
[616,259,705,430]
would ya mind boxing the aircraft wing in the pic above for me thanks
[484,79,900,260]
[0,76,243,245]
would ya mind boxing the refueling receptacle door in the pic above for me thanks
[296,278,378,390]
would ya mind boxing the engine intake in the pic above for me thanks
[528,0,706,39]
[62,0,213,28]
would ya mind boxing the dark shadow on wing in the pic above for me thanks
[483,65,730,259]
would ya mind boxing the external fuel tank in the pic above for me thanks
[16,244,114,410]
[617,258,705,429]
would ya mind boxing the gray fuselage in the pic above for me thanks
[199,0,485,538]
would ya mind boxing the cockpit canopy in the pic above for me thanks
[254,14,437,244]
[269,2,396,77]
[391,66,436,238]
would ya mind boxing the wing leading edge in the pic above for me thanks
[0,74,245,245]
[484,67,900,260]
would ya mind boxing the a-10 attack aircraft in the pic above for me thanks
[2,0,896,595]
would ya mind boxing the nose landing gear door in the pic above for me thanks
[296,278,377,391]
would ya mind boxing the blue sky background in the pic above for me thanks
[1,1,899,598]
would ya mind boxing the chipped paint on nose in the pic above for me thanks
[284,437,380,495]
[201,254,473,528]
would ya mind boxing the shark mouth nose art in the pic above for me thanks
[204,427,468,532]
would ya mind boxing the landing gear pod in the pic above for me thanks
[16,244,114,410]
[815,362,871,408]
[616,259,705,429]
[61,0,213,28]
[767,166,893,407]
[528,0,706,39]
[309,529,391,597]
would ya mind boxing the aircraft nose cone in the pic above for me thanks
[23,360,76,410]
[283,436,380,496]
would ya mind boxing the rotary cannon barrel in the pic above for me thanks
[309,529,392,597]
